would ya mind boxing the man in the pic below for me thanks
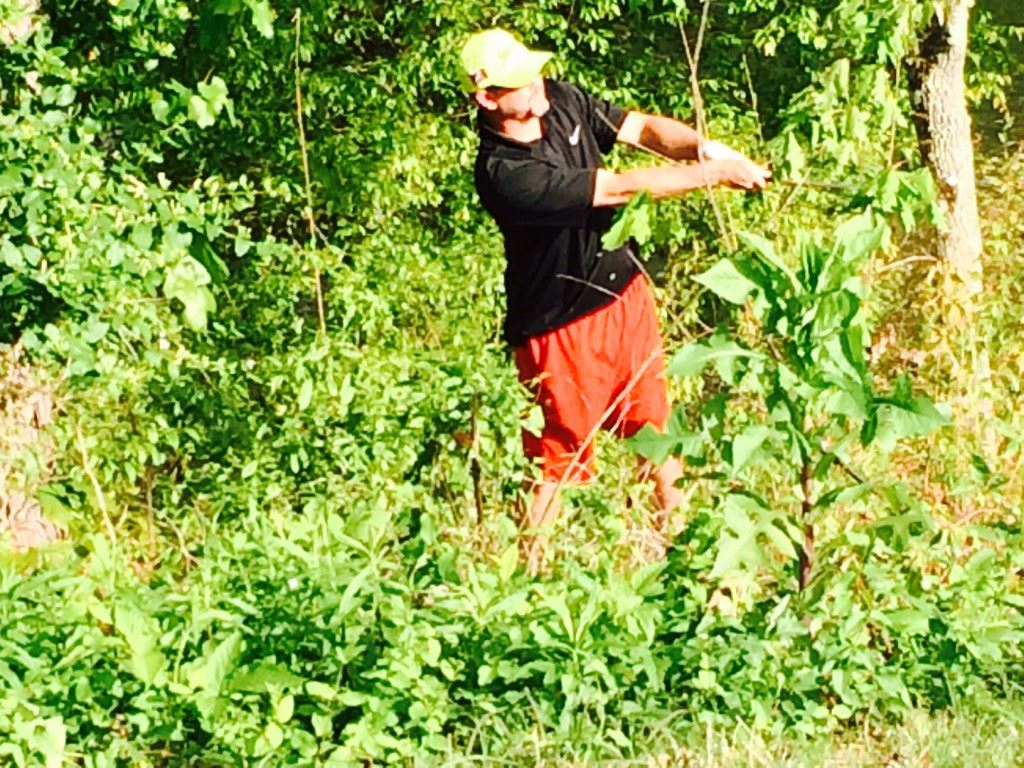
[460,28,770,573]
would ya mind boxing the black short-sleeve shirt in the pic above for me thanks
[474,80,638,346]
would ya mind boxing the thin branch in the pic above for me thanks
[553,273,621,299]
[76,425,116,543]
[293,9,326,335]
[876,254,938,274]
[742,54,766,150]
[677,3,736,250]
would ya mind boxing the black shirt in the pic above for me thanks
[474,80,638,346]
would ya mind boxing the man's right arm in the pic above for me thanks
[592,159,771,207]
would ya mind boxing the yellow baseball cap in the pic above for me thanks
[459,28,553,92]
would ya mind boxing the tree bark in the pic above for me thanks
[907,0,983,288]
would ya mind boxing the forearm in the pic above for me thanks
[593,163,723,207]
[618,112,701,162]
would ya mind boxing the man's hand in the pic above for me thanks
[710,157,772,191]
[594,155,772,207]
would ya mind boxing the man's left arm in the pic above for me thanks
[616,111,754,164]
[616,111,701,161]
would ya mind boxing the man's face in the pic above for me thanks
[478,76,549,120]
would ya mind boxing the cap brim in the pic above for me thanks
[490,50,552,89]
[463,50,552,92]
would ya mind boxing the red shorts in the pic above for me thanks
[514,273,670,483]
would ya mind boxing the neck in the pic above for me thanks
[484,111,543,143]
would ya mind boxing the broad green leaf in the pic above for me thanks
[824,383,869,419]
[601,190,652,251]
[815,482,871,509]
[264,721,284,750]
[114,605,167,686]
[711,494,799,578]
[188,94,215,128]
[183,633,242,697]
[737,231,799,292]
[884,608,930,636]
[729,426,774,473]
[23,717,68,768]
[833,212,885,266]
[695,259,757,304]
[544,593,574,641]
[628,409,704,464]
[498,543,518,581]
[164,257,216,330]
[197,77,229,111]
[667,340,715,377]
[231,662,305,693]
[667,336,760,379]
[151,97,170,123]
[246,0,275,38]
[782,131,805,176]
[872,396,950,451]
[306,680,337,700]
[181,287,216,331]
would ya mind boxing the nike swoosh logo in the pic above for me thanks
[569,125,581,146]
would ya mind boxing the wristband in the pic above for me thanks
[699,140,745,162]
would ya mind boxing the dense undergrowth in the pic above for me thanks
[1,1,1023,765]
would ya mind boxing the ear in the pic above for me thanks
[474,90,498,111]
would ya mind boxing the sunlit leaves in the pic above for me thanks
[650,214,948,588]
[162,256,217,331]
[188,76,233,129]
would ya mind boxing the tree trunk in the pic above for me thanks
[907,0,983,288]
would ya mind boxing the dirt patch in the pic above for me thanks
[0,343,64,551]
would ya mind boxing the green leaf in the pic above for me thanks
[628,408,704,464]
[306,680,337,700]
[871,396,950,451]
[297,378,314,411]
[114,605,167,686]
[498,543,518,582]
[36,489,73,528]
[667,335,760,379]
[187,94,215,128]
[232,662,305,693]
[601,190,652,251]
[729,426,774,473]
[782,131,805,177]
[42,718,66,768]
[711,494,798,578]
[543,593,574,641]
[164,257,216,331]
[275,694,295,724]
[246,0,275,38]
[264,721,284,749]
[151,97,170,123]
[737,231,800,293]
[187,77,231,128]
[181,287,216,331]
[884,608,931,636]
[183,633,242,697]
[695,259,757,304]
[833,212,885,266]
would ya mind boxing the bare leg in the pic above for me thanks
[636,457,684,558]
[519,480,561,576]
[650,456,684,529]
